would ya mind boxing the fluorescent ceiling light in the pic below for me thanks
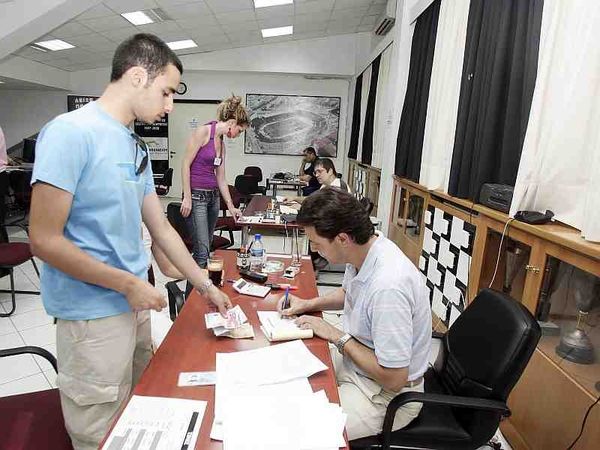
[254,0,293,8]
[121,11,154,26]
[261,25,293,38]
[0,81,4,84]
[167,39,197,50]
[30,44,48,52]
[34,39,75,51]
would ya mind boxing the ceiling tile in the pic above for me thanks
[186,25,226,37]
[102,0,159,14]
[137,20,182,34]
[334,0,373,10]
[293,20,328,33]
[101,28,141,42]
[255,4,294,20]
[66,32,114,48]
[360,14,379,26]
[177,17,222,30]
[258,16,293,29]
[163,2,212,19]
[50,22,95,39]
[327,19,359,32]
[262,34,294,44]
[293,30,327,40]
[226,30,263,45]
[76,4,116,21]
[331,7,369,19]
[219,21,260,33]
[204,0,253,14]
[190,33,230,45]
[79,15,134,32]
[368,3,386,15]
[156,0,201,7]
[294,0,334,15]
[214,10,257,24]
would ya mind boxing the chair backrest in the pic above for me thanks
[160,167,174,186]
[244,166,263,183]
[165,280,186,321]
[359,196,374,215]
[439,289,541,436]
[234,174,259,196]
[166,202,193,245]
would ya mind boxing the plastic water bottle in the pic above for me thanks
[250,234,264,272]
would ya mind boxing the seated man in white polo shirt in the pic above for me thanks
[278,187,431,440]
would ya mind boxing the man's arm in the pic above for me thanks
[151,240,184,279]
[142,191,232,314]
[29,182,166,312]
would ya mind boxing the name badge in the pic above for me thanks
[213,157,222,166]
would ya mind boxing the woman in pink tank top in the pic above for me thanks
[180,95,248,268]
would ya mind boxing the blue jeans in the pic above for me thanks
[188,188,220,268]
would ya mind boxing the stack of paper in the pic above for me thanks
[258,311,313,341]
[102,395,206,450]
[212,340,347,449]
[204,305,254,338]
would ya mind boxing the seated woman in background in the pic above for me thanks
[313,158,351,193]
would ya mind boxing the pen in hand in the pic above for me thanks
[282,286,290,313]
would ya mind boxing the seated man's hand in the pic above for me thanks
[295,315,344,343]
[277,294,311,317]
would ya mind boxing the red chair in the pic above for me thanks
[0,242,40,317]
[0,346,73,450]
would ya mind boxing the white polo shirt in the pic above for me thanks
[342,232,431,382]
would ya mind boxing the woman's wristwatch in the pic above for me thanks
[196,279,213,295]
[334,333,353,355]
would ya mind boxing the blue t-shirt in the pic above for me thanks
[31,101,155,320]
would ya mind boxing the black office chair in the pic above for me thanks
[350,289,541,450]
[155,168,173,196]
[243,166,267,194]
[166,280,186,321]
[234,174,261,205]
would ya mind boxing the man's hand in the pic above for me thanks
[295,315,344,342]
[123,278,167,312]
[205,285,233,316]
[277,294,313,317]
[180,197,192,218]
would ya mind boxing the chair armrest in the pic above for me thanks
[0,345,57,373]
[381,391,510,448]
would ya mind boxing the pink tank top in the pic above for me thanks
[190,121,220,190]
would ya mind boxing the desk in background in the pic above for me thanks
[101,250,347,449]
[266,177,307,196]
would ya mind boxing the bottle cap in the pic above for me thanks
[255,233,262,240]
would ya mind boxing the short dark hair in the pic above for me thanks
[314,158,337,175]
[297,188,374,244]
[303,146,316,156]
[110,34,183,82]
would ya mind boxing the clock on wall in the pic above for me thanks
[176,81,187,95]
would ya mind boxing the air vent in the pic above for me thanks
[373,0,396,36]
[147,8,171,22]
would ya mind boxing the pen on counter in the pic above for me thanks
[180,411,199,450]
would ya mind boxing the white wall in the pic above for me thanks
[0,89,67,148]
[69,69,350,185]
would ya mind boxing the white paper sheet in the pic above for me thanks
[216,340,328,386]
[258,311,314,341]
[102,395,206,450]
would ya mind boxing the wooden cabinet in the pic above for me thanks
[389,177,600,450]
[347,159,381,216]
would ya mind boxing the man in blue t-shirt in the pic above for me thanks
[29,34,232,450]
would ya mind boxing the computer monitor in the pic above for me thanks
[22,138,36,163]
